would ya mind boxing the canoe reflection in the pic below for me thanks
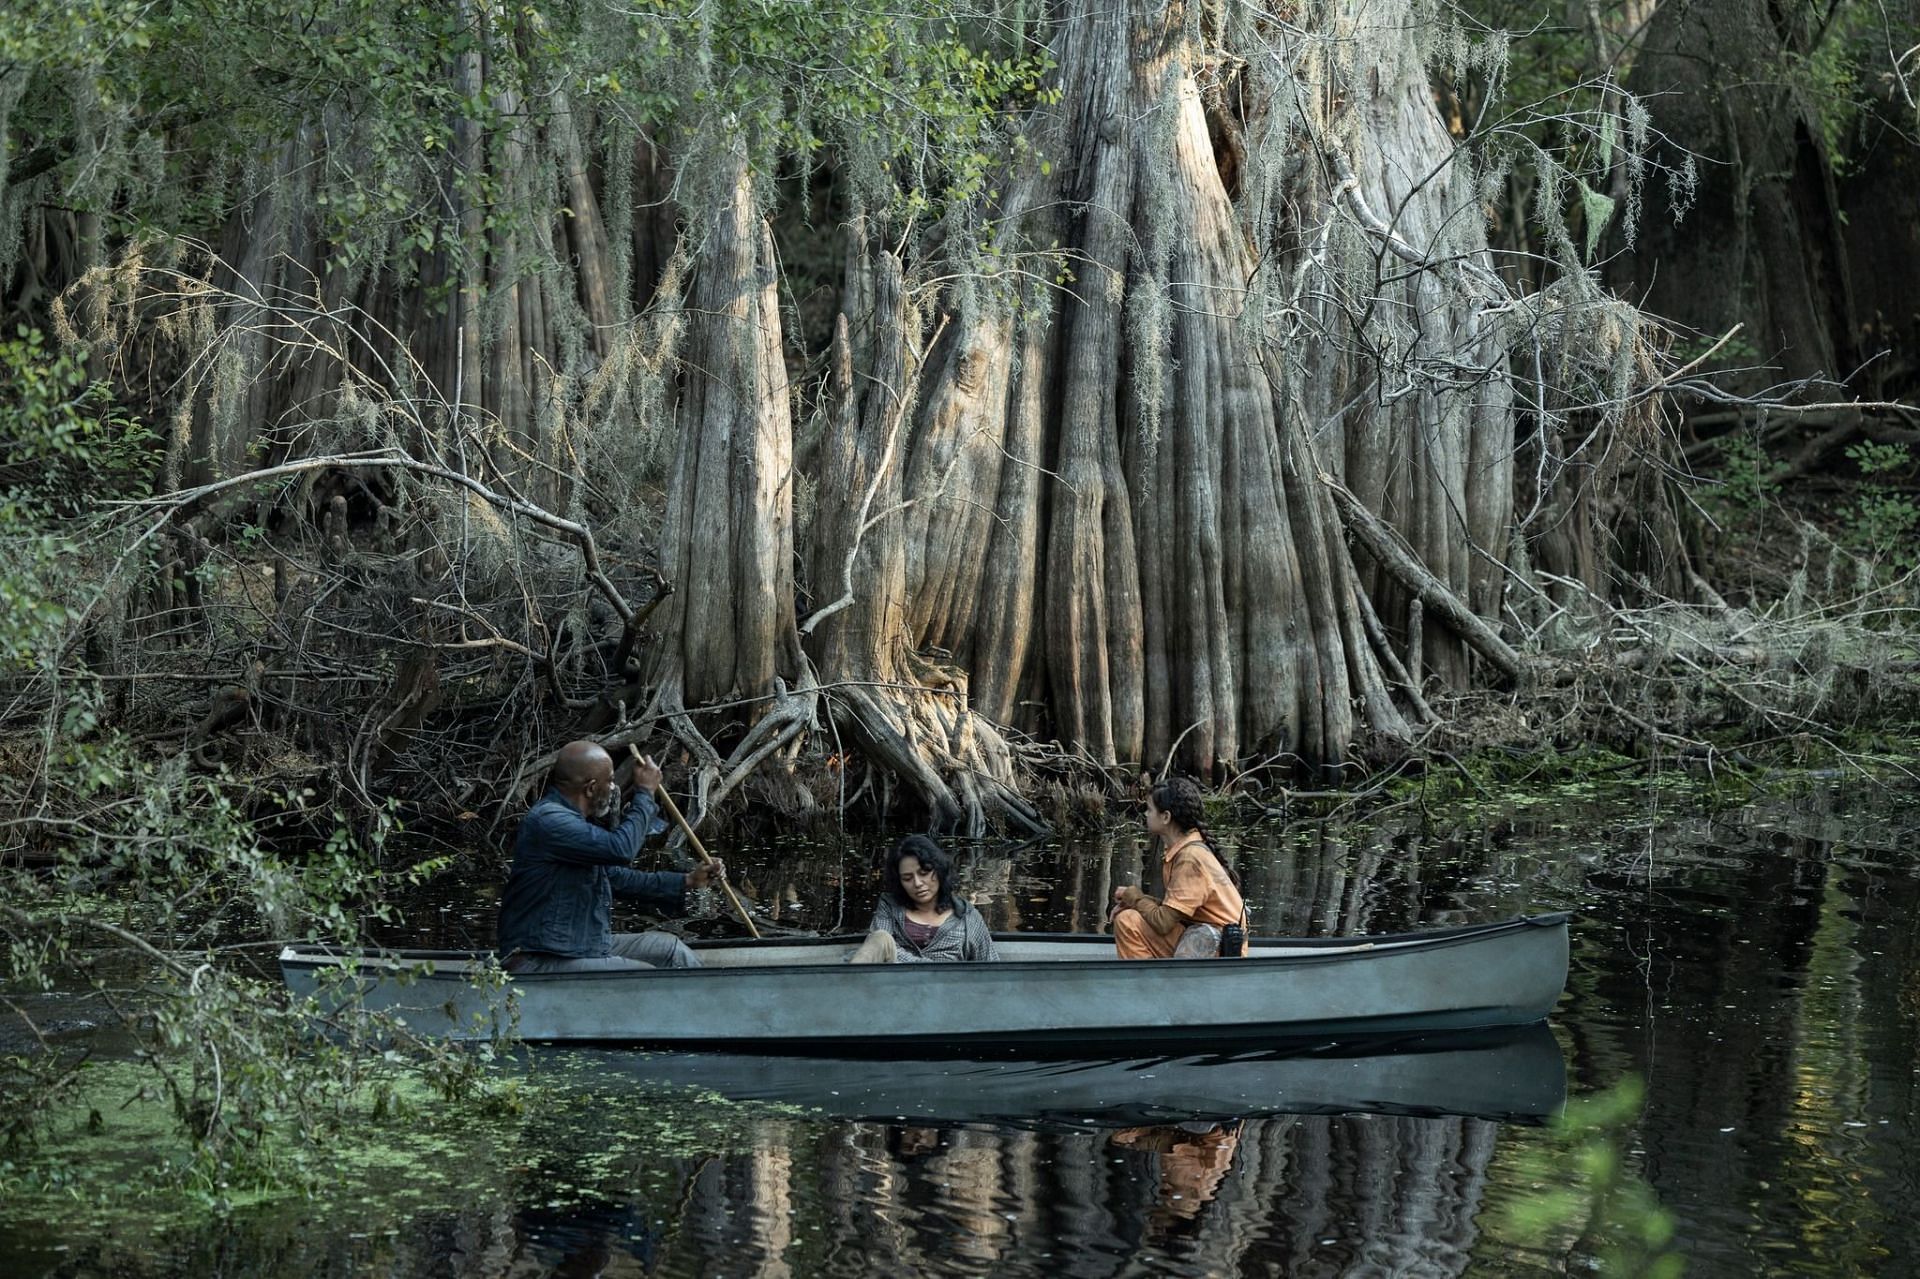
[564,1022,1565,1127]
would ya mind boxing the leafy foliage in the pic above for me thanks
[1711,432,1780,518]
[0,326,150,511]
[0,327,149,666]
[0,320,505,1185]
[600,1,1054,214]
[0,0,1051,288]
[1,713,513,1183]
[1497,1076,1685,1278]
[1841,440,1918,572]
[1783,0,1905,171]
[1437,0,1672,276]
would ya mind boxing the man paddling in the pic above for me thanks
[496,740,726,972]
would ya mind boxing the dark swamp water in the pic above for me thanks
[6,765,1920,1277]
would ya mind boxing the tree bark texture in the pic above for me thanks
[802,233,1042,833]
[878,0,1506,777]
[18,0,1561,821]
[647,141,801,711]
[1618,0,1920,402]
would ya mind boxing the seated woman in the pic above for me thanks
[1110,777,1246,959]
[848,835,1001,963]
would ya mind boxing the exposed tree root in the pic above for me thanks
[639,670,822,840]
[823,666,1047,838]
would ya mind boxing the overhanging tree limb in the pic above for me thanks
[109,448,637,622]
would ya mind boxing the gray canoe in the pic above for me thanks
[563,1023,1567,1125]
[278,912,1568,1049]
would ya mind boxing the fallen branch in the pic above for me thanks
[1352,584,1438,724]
[108,448,636,623]
[1640,323,1743,398]
[1320,473,1529,685]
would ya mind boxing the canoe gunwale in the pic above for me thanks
[492,1017,1538,1053]
[277,912,1571,984]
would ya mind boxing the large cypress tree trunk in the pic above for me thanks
[1618,0,1920,401]
[642,138,808,809]
[819,0,1503,785]
[803,228,1044,833]
[1271,24,1518,684]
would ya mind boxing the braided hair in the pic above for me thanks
[1149,776,1239,889]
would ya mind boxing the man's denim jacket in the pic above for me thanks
[496,788,685,958]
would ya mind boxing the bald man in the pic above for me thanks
[496,741,726,972]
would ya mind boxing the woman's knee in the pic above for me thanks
[1114,909,1169,960]
[846,930,898,964]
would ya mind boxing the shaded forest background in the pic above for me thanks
[1,0,1915,850]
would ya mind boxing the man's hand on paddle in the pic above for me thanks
[687,859,727,891]
[627,752,663,797]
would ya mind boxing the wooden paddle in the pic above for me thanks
[628,744,761,939]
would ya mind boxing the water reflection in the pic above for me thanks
[357,773,1920,1276]
[512,1199,663,1276]
[10,1105,1520,1279]
[1109,1120,1241,1237]
[539,1112,1523,1279]
[571,1025,1565,1126]
[10,773,1920,1277]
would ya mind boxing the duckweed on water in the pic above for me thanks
[1373,742,1831,823]
[0,1054,812,1270]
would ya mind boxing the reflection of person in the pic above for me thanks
[496,741,726,972]
[1110,1120,1244,1232]
[847,836,1001,963]
[1109,777,1245,959]
[888,1124,945,1160]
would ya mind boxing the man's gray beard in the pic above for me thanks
[591,789,619,823]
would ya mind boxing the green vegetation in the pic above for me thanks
[0,1054,796,1267]
[1710,433,1779,519]
[0,317,502,1184]
[0,0,1050,286]
[1,1059,514,1208]
[1368,744,1776,825]
[0,327,148,665]
[1841,441,1917,573]
[1784,0,1904,172]
[1492,1077,1685,1278]
[1440,0,1664,272]
[0,755,504,1175]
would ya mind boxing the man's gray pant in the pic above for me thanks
[506,931,699,972]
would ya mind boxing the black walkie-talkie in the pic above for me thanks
[1219,920,1245,957]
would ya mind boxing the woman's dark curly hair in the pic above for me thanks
[883,834,955,910]
[1149,777,1239,888]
